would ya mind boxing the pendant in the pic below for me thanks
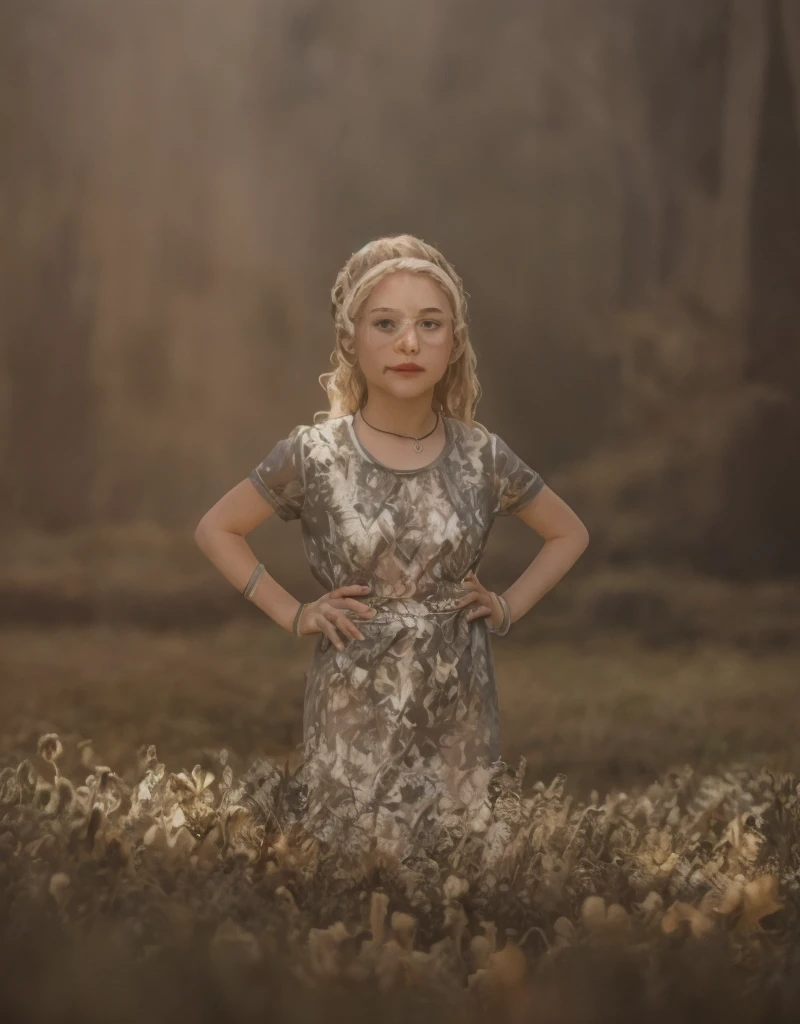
[413,440,423,452]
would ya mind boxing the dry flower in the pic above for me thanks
[37,733,63,775]
[1,734,799,998]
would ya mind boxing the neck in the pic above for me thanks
[359,390,440,437]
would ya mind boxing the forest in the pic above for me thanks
[1,2,800,1021]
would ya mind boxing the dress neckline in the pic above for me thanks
[346,412,454,475]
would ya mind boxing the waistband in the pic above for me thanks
[314,580,473,650]
[357,579,467,621]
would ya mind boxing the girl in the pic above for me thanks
[195,234,589,860]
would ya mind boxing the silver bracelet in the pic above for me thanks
[243,562,265,600]
[487,592,512,635]
[292,602,308,636]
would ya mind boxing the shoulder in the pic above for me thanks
[306,414,350,443]
[297,415,352,462]
[279,416,346,444]
[446,416,495,461]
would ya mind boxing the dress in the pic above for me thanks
[248,412,545,858]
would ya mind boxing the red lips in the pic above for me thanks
[390,363,424,372]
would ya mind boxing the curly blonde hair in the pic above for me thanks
[314,234,484,427]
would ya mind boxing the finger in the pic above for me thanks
[332,584,372,598]
[331,610,364,643]
[320,607,349,636]
[456,591,481,607]
[338,597,377,618]
[466,604,492,621]
[321,621,344,651]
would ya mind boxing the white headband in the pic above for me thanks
[336,256,463,337]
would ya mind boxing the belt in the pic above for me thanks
[347,579,469,626]
[316,594,472,652]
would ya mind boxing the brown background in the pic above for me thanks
[0,0,799,794]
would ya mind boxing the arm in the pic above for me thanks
[495,485,589,627]
[194,479,303,633]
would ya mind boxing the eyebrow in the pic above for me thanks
[367,306,446,315]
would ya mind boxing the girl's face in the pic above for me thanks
[344,270,456,401]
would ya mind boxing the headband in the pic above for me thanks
[336,257,464,337]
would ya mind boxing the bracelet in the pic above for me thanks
[486,592,512,635]
[243,562,265,600]
[292,601,308,636]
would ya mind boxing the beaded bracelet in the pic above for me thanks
[486,592,512,635]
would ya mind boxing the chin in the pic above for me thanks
[371,375,426,393]
[387,382,430,398]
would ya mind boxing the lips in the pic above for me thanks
[390,364,424,372]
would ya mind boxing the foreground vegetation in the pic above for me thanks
[2,723,799,1022]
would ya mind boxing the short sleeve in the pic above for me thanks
[492,433,545,516]
[248,425,306,521]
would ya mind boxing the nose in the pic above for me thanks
[395,320,420,351]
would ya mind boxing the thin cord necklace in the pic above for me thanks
[358,408,439,453]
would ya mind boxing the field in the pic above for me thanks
[2,528,800,1021]
[2,623,799,800]
[3,622,800,1021]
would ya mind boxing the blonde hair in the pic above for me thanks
[314,234,484,427]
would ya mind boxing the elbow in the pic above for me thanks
[194,518,212,548]
[195,518,243,548]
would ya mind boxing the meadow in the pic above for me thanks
[2,612,800,1022]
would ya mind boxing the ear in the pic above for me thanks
[448,342,463,364]
[339,340,358,367]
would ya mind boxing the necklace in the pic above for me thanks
[358,408,439,453]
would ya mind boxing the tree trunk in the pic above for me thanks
[705,0,800,578]
[674,0,770,323]
[779,0,800,140]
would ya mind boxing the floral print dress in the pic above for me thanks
[248,412,545,859]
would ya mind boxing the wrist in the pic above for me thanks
[490,592,505,629]
[291,600,307,636]
[487,591,512,635]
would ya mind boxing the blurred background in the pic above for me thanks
[1,0,798,798]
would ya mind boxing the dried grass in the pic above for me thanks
[2,731,800,1020]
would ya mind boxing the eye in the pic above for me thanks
[373,318,443,331]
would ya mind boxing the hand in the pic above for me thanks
[297,583,376,650]
[456,571,505,629]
